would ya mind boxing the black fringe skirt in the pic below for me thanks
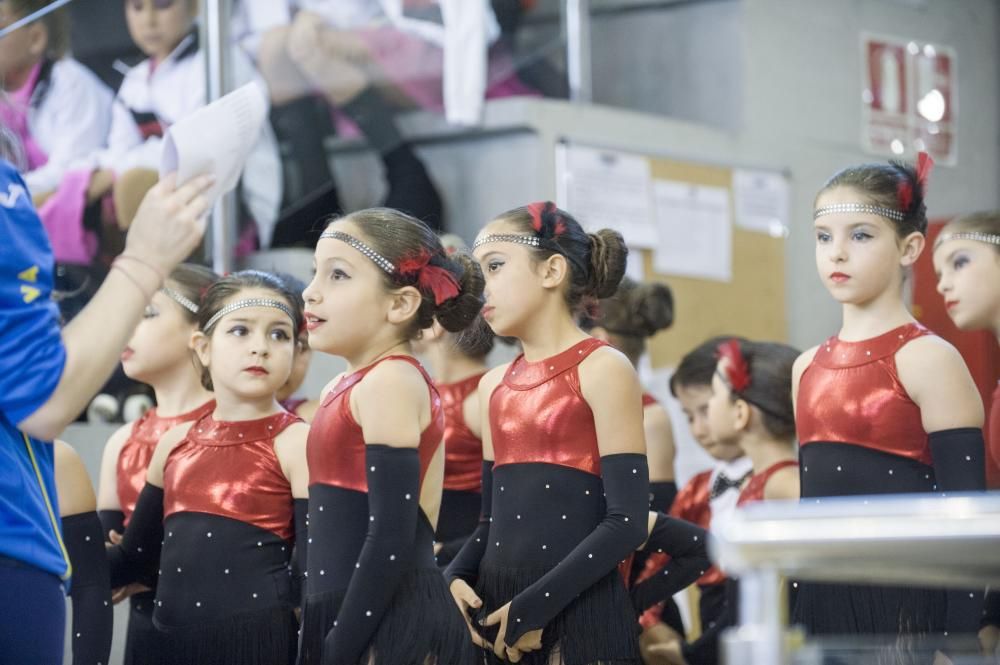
[145,604,297,665]
[298,567,479,665]
[474,563,641,665]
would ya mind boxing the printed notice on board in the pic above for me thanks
[557,144,658,249]
[732,169,790,237]
[652,180,731,282]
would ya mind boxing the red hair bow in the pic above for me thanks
[398,249,461,306]
[527,201,567,237]
[897,151,934,211]
[717,338,751,393]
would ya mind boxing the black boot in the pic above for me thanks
[270,97,344,247]
[271,181,344,248]
[270,96,339,199]
[342,88,444,231]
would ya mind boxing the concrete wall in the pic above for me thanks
[522,0,1000,348]
[742,0,1000,348]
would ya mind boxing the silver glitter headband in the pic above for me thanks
[161,287,199,314]
[472,233,541,250]
[814,203,905,223]
[203,298,296,332]
[937,231,1000,247]
[319,230,395,274]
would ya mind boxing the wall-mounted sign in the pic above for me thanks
[862,34,957,165]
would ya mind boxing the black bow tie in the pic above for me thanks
[709,471,751,500]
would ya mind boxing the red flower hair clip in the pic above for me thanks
[527,201,567,238]
[897,151,934,211]
[397,249,460,306]
[717,338,751,393]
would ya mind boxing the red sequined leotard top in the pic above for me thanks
[116,400,214,524]
[490,338,607,474]
[162,410,301,540]
[796,323,933,465]
[736,460,799,507]
[307,355,444,492]
[438,372,486,492]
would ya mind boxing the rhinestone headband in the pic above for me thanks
[472,233,541,250]
[203,298,296,332]
[161,286,199,314]
[937,231,1000,247]
[814,203,905,223]
[319,230,395,274]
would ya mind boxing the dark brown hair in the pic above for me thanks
[166,263,217,323]
[720,339,799,440]
[9,0,70,59]
[330,208,485,337]
[583,278,673,366]
[493,202,628,310]
[195,270,305,390]
[939,211,1000,255]
[816,158,929,238]
[670,335,744,397]
[450,316,496,359]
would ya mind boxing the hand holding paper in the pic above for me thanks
[159,81,268,209]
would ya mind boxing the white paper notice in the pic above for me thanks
[159,82,268,208]
[558,144,658,249]
[624,247,645,282]
[733,169,790,237]
[652,180,731,282]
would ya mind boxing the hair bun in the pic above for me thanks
[587,229,628,299]
[434,252,485,333]
[631,282,674,337]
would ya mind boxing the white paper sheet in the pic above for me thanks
[652,180,732,282]
[624,247,646,282]
[557,144,658,249]
[733,169,790,237]
[159,82,268,209]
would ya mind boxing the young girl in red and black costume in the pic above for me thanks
[710,339,800,508]
[646,338,800,665]
[95,263,216,664]
[275,273,320,422]
[583,277,677,512]
[107,270,310,665]
[298,208,484,665]
[637,337,751,665]
[793,154,986,643]
[415,315,492,566]
[933,212,1000,487]
[445,202,652,664]
[411,235,494,566]
[932,211,1000,655]
[55,440,113,665]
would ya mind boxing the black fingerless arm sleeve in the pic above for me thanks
[64,511,113,665]
[631,512,710,613]
[650,481,678,512]
[982,589,1000,629]
[292,498,309,605]
[322,445,421,665]
[929,428,986,492]
[444,461,493,586]
[106,483,163,589]
[97,509,124,543]
[930,428,986,634]
[505,454,649,646]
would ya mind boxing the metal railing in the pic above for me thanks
[201,0,236,274]
[712,494,1000,664]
